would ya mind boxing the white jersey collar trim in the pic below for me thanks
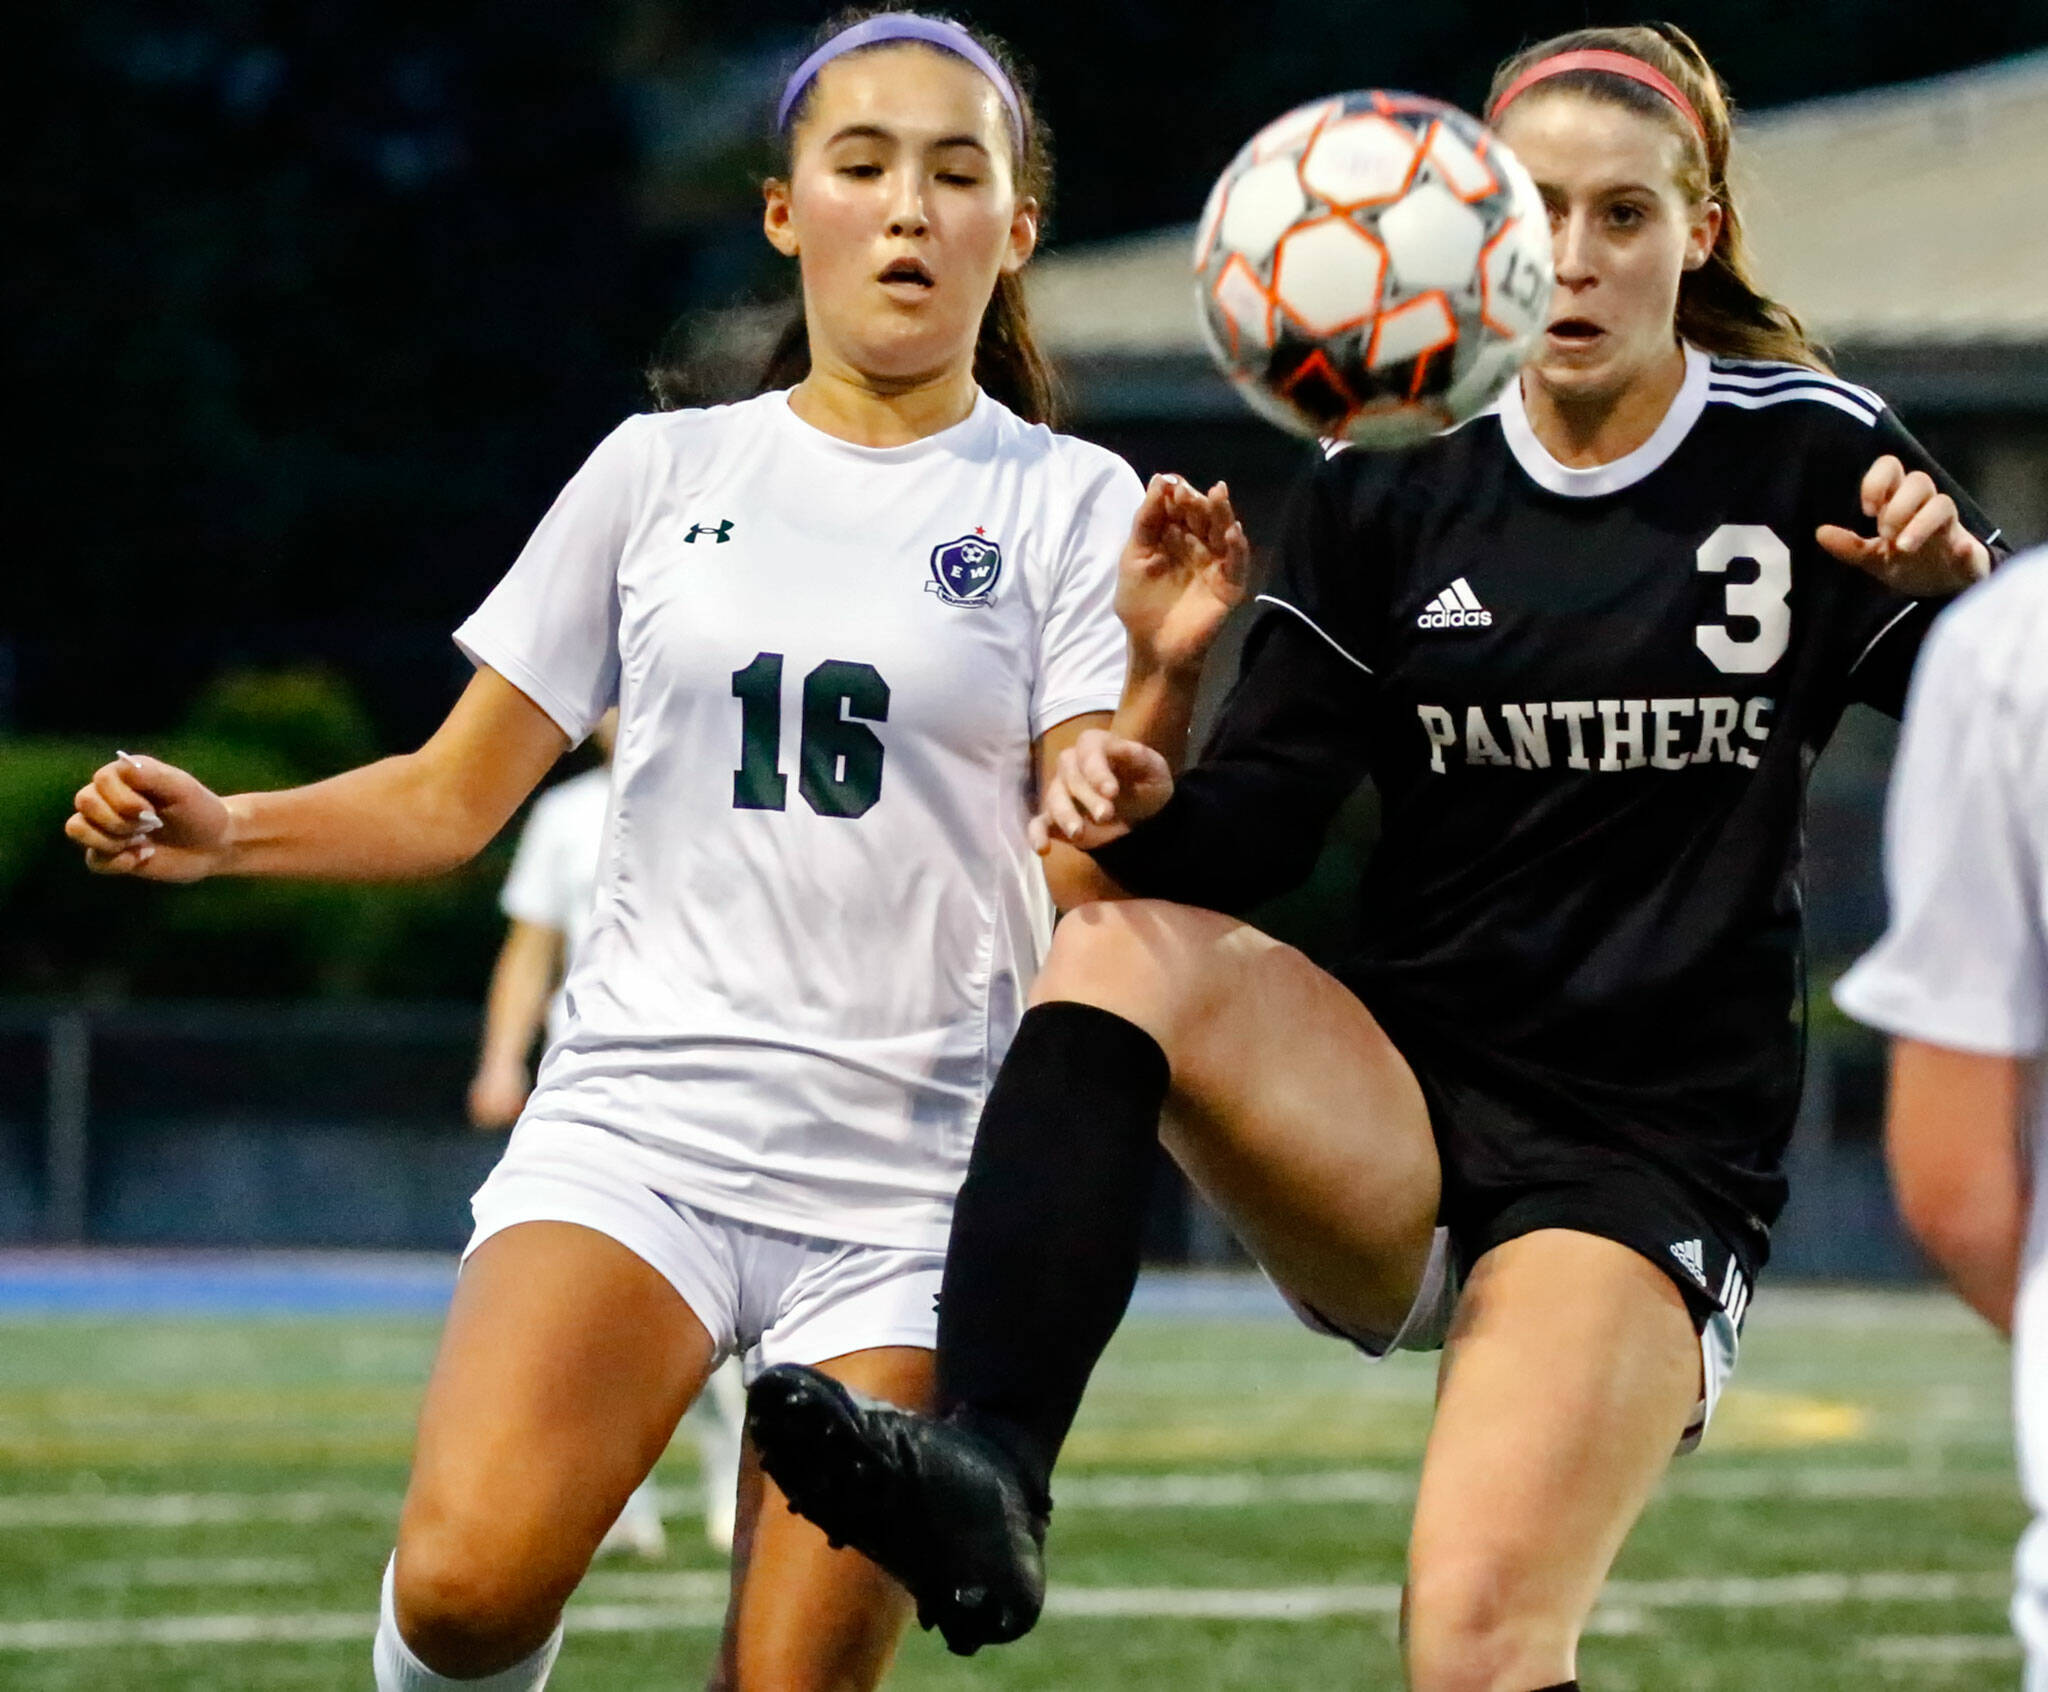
[770,385,998,465]
[1495,343,1711,499]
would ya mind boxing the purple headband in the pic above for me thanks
[775,14,1026,150]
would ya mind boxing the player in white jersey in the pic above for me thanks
[1834,547,2048,1686]
[62,12,1247,1690]
[467,717,614,1130]
[469,708,744,1563]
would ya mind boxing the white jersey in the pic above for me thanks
[498,765,611,1043]
[1833,548,2048,1634]
[456,388,1139,1249]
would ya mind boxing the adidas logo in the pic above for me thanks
[1669,1238,1707,1287]
[1416,578,1492,630]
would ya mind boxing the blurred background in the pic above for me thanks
[5,0,2047,1264]
[4,5,2048,1687]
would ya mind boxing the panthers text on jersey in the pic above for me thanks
[456,389,1141,1250]
[1093,345,2005,1242]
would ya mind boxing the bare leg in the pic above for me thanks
[1035,900,1440,1337]
[1404,1231,1702,1692]
[711,1347,935,1692]
[392,1221,716,1675]
[742,901,1441,1658]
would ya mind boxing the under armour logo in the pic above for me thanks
[685,520,734,545]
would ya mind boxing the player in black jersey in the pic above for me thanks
[745,23,2005,1688]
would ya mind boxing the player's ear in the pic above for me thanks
[1683,197,1722,273]
[1000,195,1039,276]
[763,177,799,258]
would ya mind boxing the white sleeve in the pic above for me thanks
[454,417,651,743]
[1834,605,2048,1057]
[498,792,568,929]
[1030,453,1142,738]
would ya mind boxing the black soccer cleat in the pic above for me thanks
[745,1363,1048,1655]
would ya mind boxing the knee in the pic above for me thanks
[1403,1559,1577,1692]
[393,1524,566,1678]
[1034,898,1236,1031]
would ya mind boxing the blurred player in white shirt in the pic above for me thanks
[1836,547,2047,1684]
[470,709,744,1561]
[64,14,1243,1691]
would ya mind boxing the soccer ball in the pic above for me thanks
[1194,91,1553,449]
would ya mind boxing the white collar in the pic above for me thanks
[1495,343,1711,499]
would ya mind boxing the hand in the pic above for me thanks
[65,753,233,881]
[1029,728,1174,854]
[1117,473,1251,676]
[1816,454,1991,597]
[467,1060,530,1131]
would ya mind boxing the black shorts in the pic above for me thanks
[1400,1043,1766,1339]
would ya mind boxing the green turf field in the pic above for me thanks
[0,1283,2025,1690]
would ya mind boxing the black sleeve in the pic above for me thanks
[1088,456,1379,916]
[1833,408,2008,717]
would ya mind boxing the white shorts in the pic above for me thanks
[1276,1225,1739,1454]
[466,1118,945,1380]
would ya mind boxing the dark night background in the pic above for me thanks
[6,0,2048,1001]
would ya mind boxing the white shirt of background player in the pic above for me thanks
[1835,547,2048,1679]
[468,715,615,1131]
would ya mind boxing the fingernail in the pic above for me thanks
[137,810,161,832]
[116,748,139,765]
[136,844,155,863]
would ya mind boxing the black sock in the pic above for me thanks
[1529,1683,1580,1690]
[936,1001,1171,1506]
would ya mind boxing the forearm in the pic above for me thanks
[1111,652,1204,774]
[1089,618,1372,915]
[223,753,498,881]
[1038,657,1207,910]
[477,925,560,1075]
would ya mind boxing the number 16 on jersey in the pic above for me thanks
[731,652,891,820]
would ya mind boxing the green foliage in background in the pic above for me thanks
[0,668,515,1002]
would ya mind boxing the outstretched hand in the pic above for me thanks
[1816,454,1990,597]
[1118,474,1251,676]
[65,753,232,881]
[1029,728,1174,855]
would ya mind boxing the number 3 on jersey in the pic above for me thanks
[731,652,890,819]
[1694,524,1791,675]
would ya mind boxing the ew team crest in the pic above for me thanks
[927,532,1003,606]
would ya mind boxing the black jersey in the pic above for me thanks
[1092,348,2005,1238]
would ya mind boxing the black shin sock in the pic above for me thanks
[936,1001,1171,1505]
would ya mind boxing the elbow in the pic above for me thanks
[1892,1167,2007,1284]
[396,753,505,874]
[1889,1154,1964,1261]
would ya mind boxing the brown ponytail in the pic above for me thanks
[1487,22,1828,371]
[716,7,1061,424]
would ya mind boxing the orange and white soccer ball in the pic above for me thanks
[1194,92,1553,448]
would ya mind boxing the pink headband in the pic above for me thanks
[1490,48,1707,145]
[776,14,1025,151]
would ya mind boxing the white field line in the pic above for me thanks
[72,1558,318,1588]
[1863,1634,2023,1663]
[1059,1466,2016,1509]
[0,1570,2013,1651]
[0,1465,2012,1530]
[0,1491,401,1529]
